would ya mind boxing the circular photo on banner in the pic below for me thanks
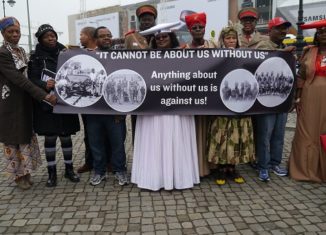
[55,54,106,107]
[255,57,294,107]
[103,69,147,112]
[220,69,258,113]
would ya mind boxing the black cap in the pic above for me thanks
[35,24,58,42]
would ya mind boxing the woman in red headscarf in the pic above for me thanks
[183,12,218,178]
[289,19,326,182]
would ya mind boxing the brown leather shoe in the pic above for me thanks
[15,176,31,190]
[77,164,92,173]
[25,173,33,185]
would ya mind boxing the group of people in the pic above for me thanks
[0,4,326,191]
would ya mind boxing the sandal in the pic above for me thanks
[215,166,226,185]
[227,165,245,184]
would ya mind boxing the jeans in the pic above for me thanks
[86,115,126,175]
[254,113,287,170]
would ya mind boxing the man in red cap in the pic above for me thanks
[125,4,157,144]
[254,17,295,182]
[238,7,268,48]
[125,4,157,49]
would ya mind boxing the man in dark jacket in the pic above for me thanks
[86,26,128,186]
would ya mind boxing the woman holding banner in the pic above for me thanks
[206,25,255,185]
[131,27,200,191]
[28,24,80,187]
[0,17,57,190]
[183,12,218,177]
[289,19,326,182]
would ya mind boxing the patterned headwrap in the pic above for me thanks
[0,17,20,32]
[217,24,240,48]
[185,12,207,30]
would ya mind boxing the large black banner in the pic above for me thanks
[53,48,296,115]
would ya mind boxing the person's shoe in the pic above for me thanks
[227,165,245,184]
[90,174,106,186]
[258,169,270,182]
[65,164,80,182]
[25,173,33,185]
[271,165,288,177]
[115,171,128,186]
[46,165,57,187]
[77,164,92,174]
[215,167,226,186]
[15,176,31,190]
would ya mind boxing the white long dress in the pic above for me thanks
[132,115,200,191]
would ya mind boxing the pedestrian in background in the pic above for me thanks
[28,24,80,187]
[289,19,326,182]
[0,17,57,190]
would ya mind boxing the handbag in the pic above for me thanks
[320,134,326,152]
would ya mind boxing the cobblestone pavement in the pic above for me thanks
[1,112,326,235]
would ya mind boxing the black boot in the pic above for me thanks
[46,165,57,187]
[64,164,80,182]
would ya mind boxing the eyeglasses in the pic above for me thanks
[155,34,169,40]
[191,25,205,31]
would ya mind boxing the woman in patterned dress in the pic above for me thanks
[0,17,56,190]
[206,25,255,185]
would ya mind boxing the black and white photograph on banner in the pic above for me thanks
[220,69,258,113]
[255,57,294,108]
[103,69,147,112]
[55,54,107,107]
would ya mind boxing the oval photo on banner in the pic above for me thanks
[55,54,107,108]
[220,69,258,113]
[255,57,294,107]
[103,69,147,113]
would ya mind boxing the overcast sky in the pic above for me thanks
[0,0,143,48]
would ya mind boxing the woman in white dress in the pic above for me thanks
[132,30,200,191]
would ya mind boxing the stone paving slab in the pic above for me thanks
[0,114,326,234]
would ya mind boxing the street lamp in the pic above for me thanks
[296,0,306,57]
[2,0,16,17]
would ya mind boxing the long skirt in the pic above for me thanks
[289,76,326,182]
[132,115,200,191]
[207,117,255,165]
[3,134,42,181]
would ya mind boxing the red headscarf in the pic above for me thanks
[185,12,206,30]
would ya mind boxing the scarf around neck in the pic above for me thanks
[3,41,28,75]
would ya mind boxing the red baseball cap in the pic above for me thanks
[268,17,292,30]
[300,19,326,29]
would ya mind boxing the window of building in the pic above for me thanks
[256,0,273,25]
